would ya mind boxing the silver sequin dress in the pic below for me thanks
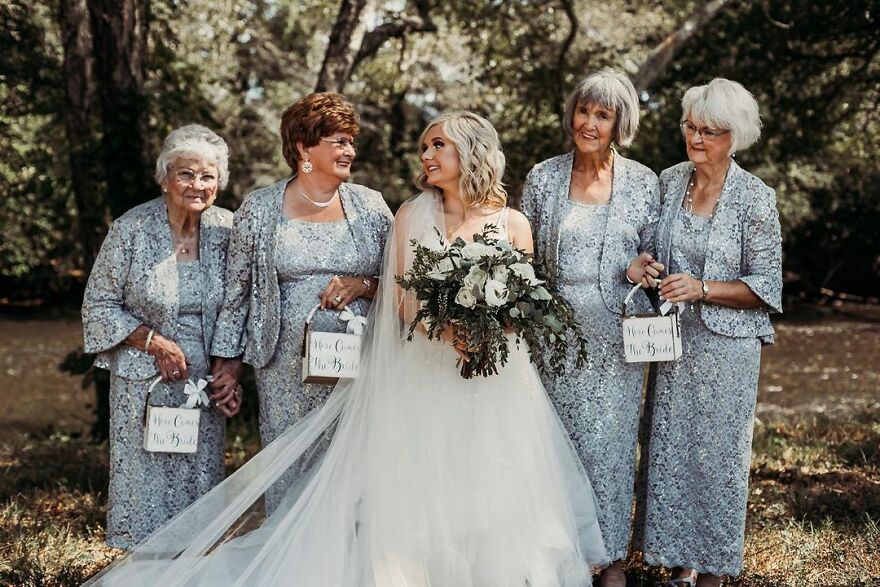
[545,200,646,561]
[258,217,371,511]
[639,208,762,576]
[106,261,225,548]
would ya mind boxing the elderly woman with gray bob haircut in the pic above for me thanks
[636,79,782,587]
[520,68,661,587]
[82,124,237,548]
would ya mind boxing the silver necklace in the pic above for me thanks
[683,173,719,233]
[299,189,337,208]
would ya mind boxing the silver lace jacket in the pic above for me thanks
[210,179,393,368]
[82,198,233,379]
[656,160,783,342]
[521,150,660,315]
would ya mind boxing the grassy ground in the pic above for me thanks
[1,307,878,586]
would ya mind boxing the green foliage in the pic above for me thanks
[0,0,877,301]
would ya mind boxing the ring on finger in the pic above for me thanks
[333,294,343,303]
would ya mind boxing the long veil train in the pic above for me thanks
[84,192,608,586]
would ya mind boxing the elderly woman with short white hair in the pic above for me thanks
[82,124,238,548]
[635,79,782,587]
[521,68,662,587]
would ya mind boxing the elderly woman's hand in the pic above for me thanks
[209,357,243,416]
[659,273,704,303]
[319,275,369,310]
[626,252,665,289]
[148,334,190,382]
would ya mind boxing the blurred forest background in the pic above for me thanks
[1,0,878,306]
[2,2,879,585]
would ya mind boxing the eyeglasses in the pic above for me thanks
[320,137,357,151]
[174,169,218,187]
[680,121,730,140]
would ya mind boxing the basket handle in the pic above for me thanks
[142,375,164,425]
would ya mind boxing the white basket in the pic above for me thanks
[621,284,683,363]
[301,305,363,384]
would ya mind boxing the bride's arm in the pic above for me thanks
[506,209,535,256]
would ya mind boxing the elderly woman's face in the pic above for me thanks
[420,124,461,191]
[682,117,732,166]
[571,101,617,155]
[303,131,356,181]
[162,157,219,213]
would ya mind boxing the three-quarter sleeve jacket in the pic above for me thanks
[656,159,783,342]
[520,150,660,316]
[210,178,393,369]
[82,198,234,379]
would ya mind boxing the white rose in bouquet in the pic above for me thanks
[427,257,456,280]
[463,265,489,289]
[460,242,499,260]
[491,265,510,284]
[455,286,477,308]
[509,262,544,285]
[484,279,509,307]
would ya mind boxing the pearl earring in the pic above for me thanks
[302,160,313,174]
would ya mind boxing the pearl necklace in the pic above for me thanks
[299,189,338,208]
[683,173,720,233]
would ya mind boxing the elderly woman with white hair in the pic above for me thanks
[521,68,661,587]
[82,124,238,548]
[636,79,782,586]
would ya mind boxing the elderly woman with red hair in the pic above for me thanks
[210,92,392,511]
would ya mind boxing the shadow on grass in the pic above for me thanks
[0,430,109,500]
[750,410,880,527]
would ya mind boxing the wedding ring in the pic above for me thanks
[333,295,342,303]
[172,370,181,376]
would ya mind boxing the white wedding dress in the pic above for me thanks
[85,193,608,587]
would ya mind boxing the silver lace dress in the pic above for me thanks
[258,217,370,512]
[106,260,225,548]
[639,207,762,576]
[544,199,645,561]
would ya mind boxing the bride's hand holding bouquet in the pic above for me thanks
[397,226,588,378]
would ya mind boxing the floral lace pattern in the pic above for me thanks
[637,163,780,575]
[105,261,225,548]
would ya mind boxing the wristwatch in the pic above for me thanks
[700,279,709,300]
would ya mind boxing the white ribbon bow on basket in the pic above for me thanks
[339,306,368,335]
[183,378,212,408]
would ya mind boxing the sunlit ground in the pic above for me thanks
[1,304,877,586]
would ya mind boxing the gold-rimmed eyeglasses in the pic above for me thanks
[320,137,357,151]
[173,169,218,188]
[680,120,730,140]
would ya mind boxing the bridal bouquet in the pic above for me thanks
[396,226,588,378]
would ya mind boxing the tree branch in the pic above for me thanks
[631,0,735,93]
[351,0,436,73]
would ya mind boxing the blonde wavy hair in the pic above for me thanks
[415,111,507,208]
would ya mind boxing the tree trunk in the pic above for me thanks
[58,0,105,271]
[631,0,734,92]
[316,0,436,93]
[316,0,371,93]
[87,0,152,219]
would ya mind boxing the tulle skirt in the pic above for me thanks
[90,336,607,586]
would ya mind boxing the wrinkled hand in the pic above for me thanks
[659,273,703,303]
[626,252,665,289]
[210,357,243,417]
[319,275,367,310]
[148,334,189,382]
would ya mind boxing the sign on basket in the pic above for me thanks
[621,284,683,363]
[142,376,207,453]
[301,305,364,384]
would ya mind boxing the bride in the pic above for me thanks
[85,111,608,586]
